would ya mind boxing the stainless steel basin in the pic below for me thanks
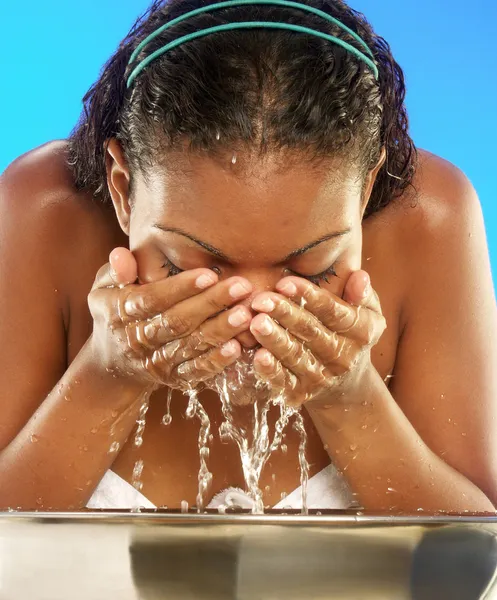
[0,512,496,599]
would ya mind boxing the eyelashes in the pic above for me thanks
[162,259,337,286]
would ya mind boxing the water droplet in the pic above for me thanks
[231,153,237,164]
[79,445,88,452]
[108,441,120,454]
[111,410,119,418]
[441,394,445,399]
[90,428,98,434]
[361,424,367,430]
[264,485,270,492]
[281,444,288,454]
[134,436,143,448]
[462,432,467,437]
[181,500,189,514]
[161,414,172,426]
[36,498,43,506]
[30,434,39,443]
[272,473,276,482]
[216,131,221,141]
[64,395,71,402]
[280,491,287,500]
[349,444,358,451]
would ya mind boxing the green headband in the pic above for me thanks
[126,0,378,89]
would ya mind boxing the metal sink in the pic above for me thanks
[0,512,496,599]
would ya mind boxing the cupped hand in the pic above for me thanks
[88,248,254,391]
[248,270,386,407]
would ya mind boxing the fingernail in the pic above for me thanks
[229,281,251,299]
[196,273,217,289]
[228,308,249,327]
[251,297,275,312]
[253,315,274,335]
[221,340,238,356]
[362,275,371,298]
[124,299,137,316]
[258,351,273,366]
[278,281,297,296]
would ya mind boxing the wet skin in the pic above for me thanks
[0,139,496,512]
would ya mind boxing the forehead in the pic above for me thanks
[134,151,362,256]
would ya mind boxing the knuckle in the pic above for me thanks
[164,313,192,338]
[297,318,317,342]
[134,292,157,316]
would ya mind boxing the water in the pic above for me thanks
[134,398,150,448]
[161,388,173,426]
[126,319,310,514]
[293,412,309,514]
[184,386,213,511]
[132,459,144,491]
[205,350,309,514]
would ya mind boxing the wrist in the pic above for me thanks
[81,336,155,397]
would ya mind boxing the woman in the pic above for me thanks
[0,0,495,513]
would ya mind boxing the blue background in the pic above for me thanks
[1,1,496,281]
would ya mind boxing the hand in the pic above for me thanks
[248,270,386,406]
[88,248,254,390]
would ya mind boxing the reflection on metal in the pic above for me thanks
[0,512,497,599]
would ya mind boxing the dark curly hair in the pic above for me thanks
[66,0,418,219]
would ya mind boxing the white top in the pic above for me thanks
[87,462,354,510]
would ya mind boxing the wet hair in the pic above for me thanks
[67,0,418,219]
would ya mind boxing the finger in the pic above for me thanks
[252,349,294,390]
[122,268,220,318]
[342,270,382,314]
[128,277,253,346]
[250,297,359,372]
[275,277,358,334]
[128,304,252,357]
[250,313,330,382]
[109,248,138,286]
[174,339,242,383]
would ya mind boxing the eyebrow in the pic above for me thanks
[153,225,351,263]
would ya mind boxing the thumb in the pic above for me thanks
[342,269,382,316]
[109,247,138,286]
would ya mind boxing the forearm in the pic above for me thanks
[0,338,151,511]
[307,365,495,513]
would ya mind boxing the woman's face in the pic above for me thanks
[107,140,381,396]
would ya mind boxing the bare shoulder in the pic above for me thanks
[0,140,118,248]
[385,148,485,248]
[0,140,125,323]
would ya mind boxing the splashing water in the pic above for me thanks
[204,349,309,514]
[132,459,144,491]
[134,397,150,448]
[184,386,213,511]
[161,388,173,426]
[293,412,309,514]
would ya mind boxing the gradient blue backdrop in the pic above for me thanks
[1,1,496,282]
